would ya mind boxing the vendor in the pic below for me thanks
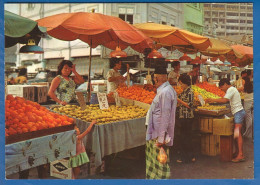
[14,68,27,84]
[168,61,180,86]
[188,64,200,85]
[48,60,85,105]
[106,60,129,93]
[205,78,246,163]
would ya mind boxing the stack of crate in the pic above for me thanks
[199,116,234,161]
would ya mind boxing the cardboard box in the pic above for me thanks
[7,85,35,101]
[199,117,213,133]
[213,117,234,136]
[34,85,48,103]
[50,159,72,179]
[201,133,220,156]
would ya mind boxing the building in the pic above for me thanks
[183,3,204,35]
[4,3,184,78]
[204,3,253,37]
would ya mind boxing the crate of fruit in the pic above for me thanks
[196,105,230,116]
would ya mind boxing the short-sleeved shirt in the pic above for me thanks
[224,86,243,115]
[168,70,179,85]
[15,76,27,84]
[178,86,194,119]
[56,75,76,103]
[106,69,121,93]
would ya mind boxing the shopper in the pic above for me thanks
[106,60,129,93]
[176,73,196,163]
[168,61,180,86]
[205,78,246,162]
[48,60,85,105]
[242,76,254,139]
[69,120,97,179]
[236,70,247,92]
[146,67,177,179]
[188,64,200,85]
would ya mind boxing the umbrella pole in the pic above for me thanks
[88,40,92,103]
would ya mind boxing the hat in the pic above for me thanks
[154,67,167,74]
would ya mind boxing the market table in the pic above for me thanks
[5,130,76,176]
[75,117,146,167]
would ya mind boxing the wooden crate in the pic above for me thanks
[220,135,233,162]
[199,117,213,133]
[196,108,230,116]
[201,133,220,156]
[34,85,48,103]
[213,117,234,136]
[119,97,134,106]
[133,100,151,110]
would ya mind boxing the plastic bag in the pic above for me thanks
[157,147,167,164]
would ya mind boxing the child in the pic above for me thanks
[69,120,97,179]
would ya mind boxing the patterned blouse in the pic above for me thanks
[178,86,194,119]
[56,75,76,103]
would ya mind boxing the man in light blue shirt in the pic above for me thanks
[146,67,177,179]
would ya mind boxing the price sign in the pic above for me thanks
[97,92,109,110]
[198,94,205,106]
[76,92,87,110]
[146,75,153,85]
[114,91,121,107]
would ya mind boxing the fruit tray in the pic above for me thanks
[5,123,75,145]
[196,108,230,116]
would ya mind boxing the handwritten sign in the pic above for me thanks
[114,91,121,107]
[97,92,109,110]
[76,92,87,110]
[198,94,205,106]
[146,75,153,85]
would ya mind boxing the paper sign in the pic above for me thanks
[114,91,121,107]
[76,92,87,110]
[198,94,205,106]
[97,92,109,110]
[146,75,153,85]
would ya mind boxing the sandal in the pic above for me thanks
[232,157,246,163]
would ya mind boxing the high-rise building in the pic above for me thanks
[203,3,253,37]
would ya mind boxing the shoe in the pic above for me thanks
[232,157,246,163]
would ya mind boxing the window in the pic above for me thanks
[119,8,134,24]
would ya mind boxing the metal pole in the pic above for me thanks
[88,39,92,102]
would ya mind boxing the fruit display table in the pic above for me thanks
[75,117,146,167]
[5,129,76,176]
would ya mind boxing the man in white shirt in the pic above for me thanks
[168,61,180,86]
[205,78,246,163]
[106,61,129,93]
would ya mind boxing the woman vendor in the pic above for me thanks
[48,60,85,105]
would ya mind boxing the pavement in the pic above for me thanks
[6,136,254,179]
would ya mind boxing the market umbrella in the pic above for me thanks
[5,10,46,48]
[133,22,211,51]
[37,11,153,97]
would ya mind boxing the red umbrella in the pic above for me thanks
[37,11,153,97]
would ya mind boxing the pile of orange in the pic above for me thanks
[5,95,74,136]
[195,82,225,97]
[117,85,156,104]
[143,84,157,93]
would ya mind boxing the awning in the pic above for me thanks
[4,10,46,48]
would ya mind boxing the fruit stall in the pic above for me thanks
[5,95,76,176]
[113,83,234,161]
[51,104,148,170]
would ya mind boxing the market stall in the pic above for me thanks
[5,95,76,176]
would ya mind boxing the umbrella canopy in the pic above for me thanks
[133,22,211,51]
[5,10,46,48]
[231,45,253,59]
[36,12,152,53]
